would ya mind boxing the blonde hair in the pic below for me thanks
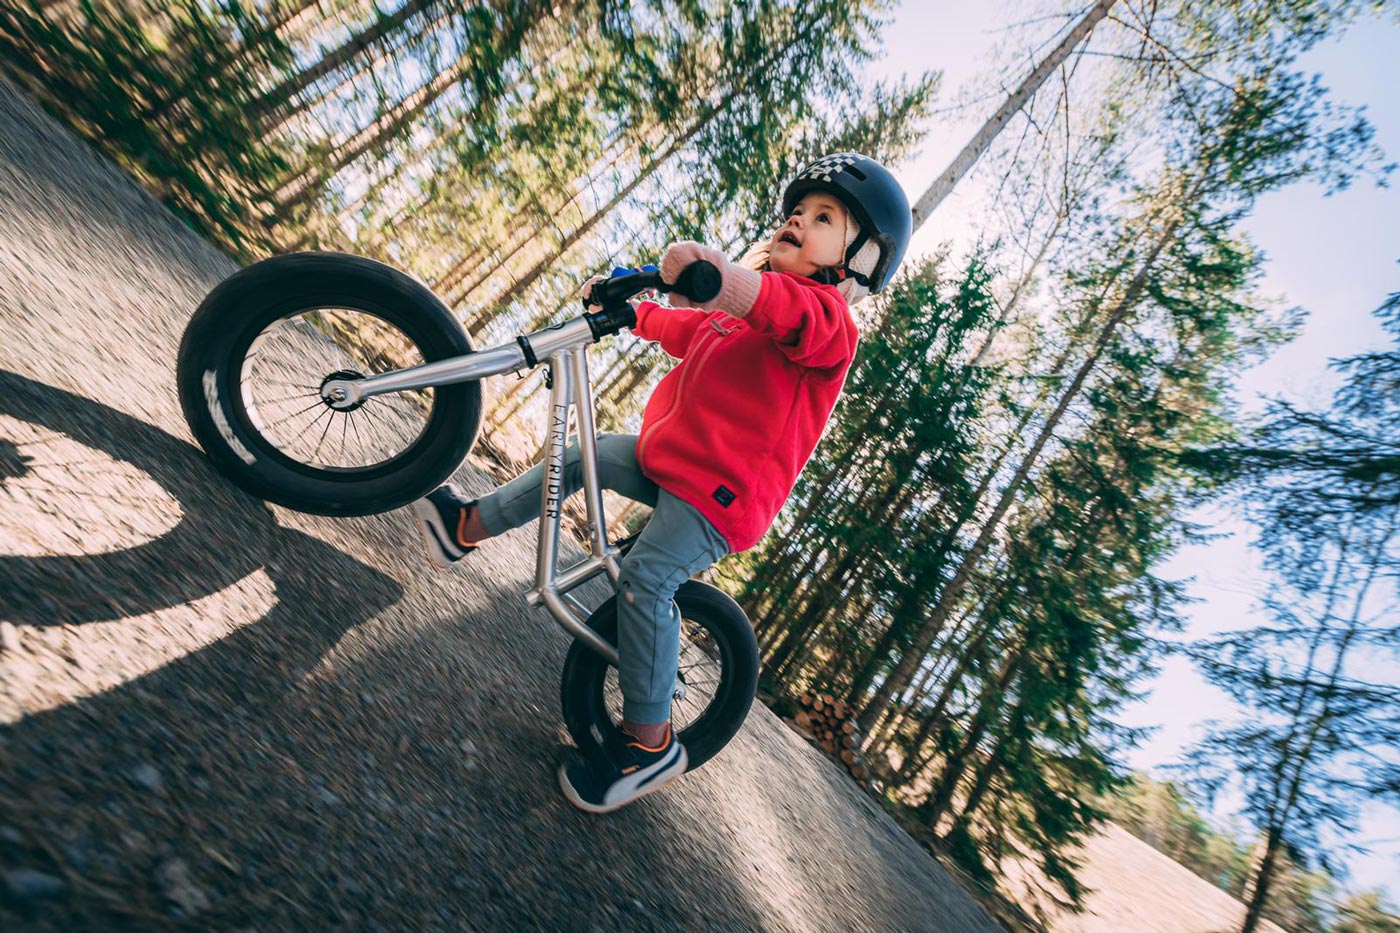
[737,239,772,272]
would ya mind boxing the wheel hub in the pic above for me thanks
[320,369,366,411]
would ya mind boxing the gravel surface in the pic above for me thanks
[0,75,1003,932]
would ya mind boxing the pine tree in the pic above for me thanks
[1177,292,1400,933]
[853,35,1388,733]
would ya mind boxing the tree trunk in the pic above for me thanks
[1239,529,1388,933]
[753,402,914,639]
[874,600,992,762]
[426,52,623,297]
[864,639,954,773]
[276,0,347,48]
[943,703,1020,836]
[910,0,1116,229]
[269,53,473,220]
[921,651,1025,828]
[481,111,717,309]
[880,277,1111,668]
[480,6,830,308]
[333,177,439,251]
[770,424,928,644]
[263,4,468,136]
[968,207,1064,365]
[1239,827,1284,933]
[143,0,322,125]
[891,586,1013,784]
[846,289,1109,693]
[254,0,442,124]
[893,493,1106,776]
[765,478,915,677]
[775,488,924,684]
[444,134,637,309]
[852,543,957,725]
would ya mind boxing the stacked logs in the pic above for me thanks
[791,691,869,782]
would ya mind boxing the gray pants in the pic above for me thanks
[475,433,730,723]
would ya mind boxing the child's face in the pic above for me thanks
[767,193,849,279]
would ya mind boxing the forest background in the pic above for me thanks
[1,1,1397,930]
[875,2,1400,910]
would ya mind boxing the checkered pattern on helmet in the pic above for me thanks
[800,154,858,183]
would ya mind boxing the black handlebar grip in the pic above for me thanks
[671,260,722,304]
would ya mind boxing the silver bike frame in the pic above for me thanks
[322,316,624,664]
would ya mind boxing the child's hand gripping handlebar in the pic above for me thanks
[581,261,723,339]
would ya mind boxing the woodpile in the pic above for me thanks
[788,691,869,783]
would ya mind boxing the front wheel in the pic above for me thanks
[559,581,759,772]
[177,252,481,516]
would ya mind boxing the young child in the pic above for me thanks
[412,152,912,813]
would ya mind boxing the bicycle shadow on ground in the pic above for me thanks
[0,369,385,629]
[0,371,776,931]
[0,370,394,918]
[0,368,405,730]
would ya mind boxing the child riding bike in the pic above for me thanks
[413,152,912,813]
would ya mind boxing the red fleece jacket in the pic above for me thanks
[631,270,859,552]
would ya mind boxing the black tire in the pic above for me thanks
[177,252,480,516]
[560,580,759,771]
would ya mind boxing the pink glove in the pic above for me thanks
[659,241,762,316]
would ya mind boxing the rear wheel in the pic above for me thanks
[559,581,759,771]
[177,252,480,516]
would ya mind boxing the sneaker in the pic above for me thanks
[558,723,688,814]
[411,483,481,567]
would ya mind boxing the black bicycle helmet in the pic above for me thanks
[780,152,912,293]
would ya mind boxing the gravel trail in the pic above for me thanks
[0,76,1002,932]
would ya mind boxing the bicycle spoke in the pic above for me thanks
[257,388,323,405]
[238,306,433,471]
[348,408,366,453]
[376,392,422,421]
[308,406,337,461]
[260,398,327,431]
[257,372,322,390]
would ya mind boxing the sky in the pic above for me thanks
[865,0,1400,903]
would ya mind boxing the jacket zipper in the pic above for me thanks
[637,327,728,468]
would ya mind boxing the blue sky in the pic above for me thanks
[866,1,1400,903]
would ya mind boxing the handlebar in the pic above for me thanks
[515,259,728,369]
[580,260,722,341]
[584,260,722,310]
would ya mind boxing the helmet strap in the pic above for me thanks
[812,264,870,289]
[841,228,873,287]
